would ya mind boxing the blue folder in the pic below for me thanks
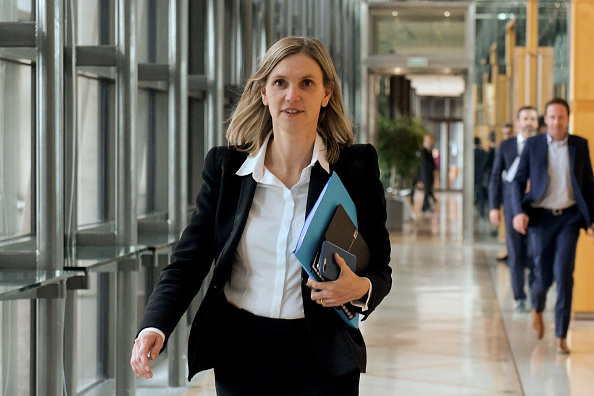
[293,173,360,328]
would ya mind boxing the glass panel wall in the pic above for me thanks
[136,0,169,216]
[474,0,569,102]
[76,275,100,391]
[1,1,368,393]
[0,0,33,22]
[0,61,33,241]
[0,300,32,394]
[370,8,466,56]
[77,78,104,225]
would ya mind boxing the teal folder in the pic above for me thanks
[293,172,360,328]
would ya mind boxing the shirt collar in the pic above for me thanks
[546,132,568,146]
[517,133,526,145]
[236,133,331,181]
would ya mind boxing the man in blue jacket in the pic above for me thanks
[489,106,539,313]
[511,97,594,354]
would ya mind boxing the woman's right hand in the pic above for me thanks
[130,331,164,379]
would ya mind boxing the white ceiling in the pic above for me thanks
[407,74,465,97]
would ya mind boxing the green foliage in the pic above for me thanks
[377,115,427,188]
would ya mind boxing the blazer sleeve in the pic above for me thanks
[488,145,505,210]
[138,147,222,340]
[580,141,594,225]
[336,144,392,320]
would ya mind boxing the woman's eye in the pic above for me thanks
[302,80,313,87]
[274,80,285,87]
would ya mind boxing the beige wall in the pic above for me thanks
[571,0,594,316]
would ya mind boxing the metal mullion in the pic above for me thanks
[168,0,188,238]
[240,0,253,80]
[167,0,189,385]
[115,0,138,394]
[64,0,79,394]
[145,0,157,215]
[206,0,224,148]
[35,1,65,395]
[265,0,275,47]
[115,0,137,247]
[284,0,292,36]
[0,22,36,47]
[251,0,265,73]
[298,0,306,36]
[64,0,78,258]
[229,0,241,86]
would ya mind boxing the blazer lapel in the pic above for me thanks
[306,162,331,215]
[535,135,549,183]
[214,175,257,273]
[568,135,577,176]
[568,136,580,193]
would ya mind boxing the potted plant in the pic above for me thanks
[377,115,427,189]
[376,115,428,229]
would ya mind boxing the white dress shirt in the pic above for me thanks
[504,134,527,182]
[224,133,329,318]
[533,133,576,209]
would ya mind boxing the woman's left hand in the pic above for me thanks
[306,253,370,307]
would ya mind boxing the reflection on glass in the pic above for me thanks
[77,0,103,46]
[0,61,32,240]
[77,78,102,225]
[77,274,100,390]
[371,12,465,55]
[0,300,31,394]
[0,0,33,22]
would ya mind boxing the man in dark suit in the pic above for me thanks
[489,106,539,312]
[417,133,436,213]
[511,97,594,354]
[474,137,489,218]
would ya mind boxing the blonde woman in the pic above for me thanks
[131,36,391,395]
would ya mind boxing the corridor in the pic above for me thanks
[132,192,594,396]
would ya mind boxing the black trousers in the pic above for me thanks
[213,299,360,396]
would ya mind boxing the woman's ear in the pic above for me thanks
[261,87,269,106]
[321,89,332,107]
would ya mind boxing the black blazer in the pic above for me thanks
[138,144,392,380]
[511,133,594,229]
[488,137,518,210]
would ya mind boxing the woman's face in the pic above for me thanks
[261,53,332,140]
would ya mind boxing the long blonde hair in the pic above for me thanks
[226,36,355,163]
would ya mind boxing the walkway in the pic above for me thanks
[132,192,594,396]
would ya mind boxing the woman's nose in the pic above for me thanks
[285,86,300,102]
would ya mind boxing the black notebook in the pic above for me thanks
[324,204,370,275]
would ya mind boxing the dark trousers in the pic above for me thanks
[214,300,360,396]
[412,178,434,212]
[422,181,435,212]
[475,184,488,218]
[503,197,534,301]
[527,206,582,338]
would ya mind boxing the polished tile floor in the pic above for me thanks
[136,191,594,396]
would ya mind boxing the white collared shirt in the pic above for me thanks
[504,134,528,183]
[533,132,576,209]
[516,133,527,156]
[225,133,330,319]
